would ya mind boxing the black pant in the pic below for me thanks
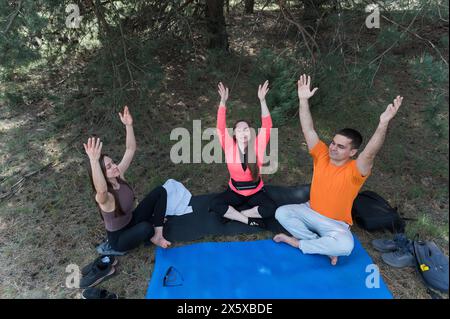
[210,187,277,218]
[107,186,167,251]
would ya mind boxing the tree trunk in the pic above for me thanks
[245,0,255,14]
[205,0,229,50]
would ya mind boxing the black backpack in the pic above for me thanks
[352,191,406,233]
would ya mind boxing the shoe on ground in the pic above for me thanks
[96,240,127,256]
[372,233,410,253]
[79,263,116,288]
[82,255,118,276]
[81,287,118,299]
[381,242,416,268]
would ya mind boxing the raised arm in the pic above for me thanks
[298,74,320,150]
[83,137,113,206]
[117,105,136,178]
[258,80,271,117]
[357,96,403,176]
[257,80,272,145]
[216,82,231,148]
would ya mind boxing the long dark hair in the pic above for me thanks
[233,119,260,182]
[87,154,132,217]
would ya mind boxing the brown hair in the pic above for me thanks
[87,154,132,217]
[233,120,260,182]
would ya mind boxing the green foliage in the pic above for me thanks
[250,46,381,130]
[0,1,44,72]
[250,49,302,124]
[440,35,449,49]
[0,0,198,115]
[187,62,204,88]
[406,214,449,240]
[407,184,426,200]
[411,53,448,84]
[409,53,449,137]
[376,26,408,48]
[204,49,236,82]
[421,0,449,23]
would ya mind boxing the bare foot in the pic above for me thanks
[274,234,338,265]
[329,256,338,266]
[273,233,299,248]
[150,234,172,248]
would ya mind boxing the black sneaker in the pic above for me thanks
[79,263,116,288]
[81,256,118,276]
[81,287,118,299]
[247,217,266,229]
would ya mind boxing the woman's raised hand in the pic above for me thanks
[119,105,133,126]
[258,80,270,101]
[83,137,103,162]
[218,82,229,106]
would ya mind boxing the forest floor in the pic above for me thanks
[0,9,448,299]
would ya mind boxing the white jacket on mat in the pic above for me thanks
[163,179,193,216]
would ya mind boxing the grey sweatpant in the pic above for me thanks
[275,202,354,257]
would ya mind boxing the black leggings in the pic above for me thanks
[210,187,277,218]
[107,186,167,252]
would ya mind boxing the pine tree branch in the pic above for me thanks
[3,0,22,34]
[277,0,319,64]
[361,0,448,66]
[380,14,448,66]
[369,4,424,66]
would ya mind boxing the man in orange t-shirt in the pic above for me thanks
[274,74,403,265]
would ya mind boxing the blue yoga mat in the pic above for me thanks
[145,237,392,299]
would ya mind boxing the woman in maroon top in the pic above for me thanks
[84,106,171,251]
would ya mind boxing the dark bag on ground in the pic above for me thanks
[413,239,449,294]
[352,191,405,233]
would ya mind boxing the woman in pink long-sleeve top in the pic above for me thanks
[210,81,277,229]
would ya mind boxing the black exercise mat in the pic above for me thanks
[163,185,310,242]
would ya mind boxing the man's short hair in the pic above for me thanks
[336,128,363,150]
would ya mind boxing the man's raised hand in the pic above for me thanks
[297,74,318,101]
[380,96,403,124]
